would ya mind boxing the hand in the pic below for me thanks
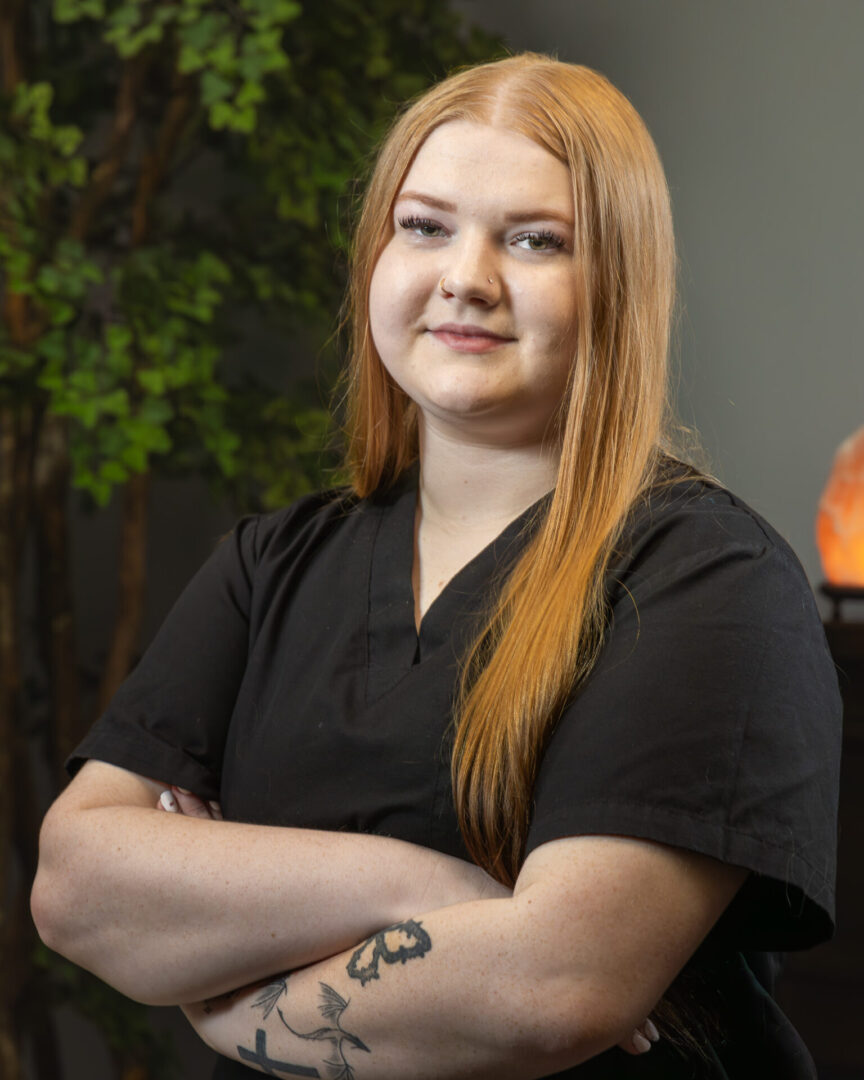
[157,786,222,820]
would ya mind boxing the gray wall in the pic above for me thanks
[457,0,864,593]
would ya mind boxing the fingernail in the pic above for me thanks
[173,786,192,796]
[160,790,178,812]
[633,1032,652,1053]
[645,1018,660,1042]
[208,801,221,813]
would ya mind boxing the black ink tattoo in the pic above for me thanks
[237,1028,321,1077]
[253,975,290,1019]
[242,977,369,1080]
[276,983,370,1080]
[346,919,432,987]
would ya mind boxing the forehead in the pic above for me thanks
[398,120,572,212]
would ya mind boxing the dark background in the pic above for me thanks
[43,1,864,1076]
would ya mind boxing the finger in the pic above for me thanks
[207,800,223,821]
[171,786,215,819]
[631,1029,652,1053]
[159,789,179,813]
[617,1019,659,1056]
[617,1030,651,1055]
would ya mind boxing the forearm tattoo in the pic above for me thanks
[232,920,432,1076]
[346,919,432,986]
[236,977,369,1079]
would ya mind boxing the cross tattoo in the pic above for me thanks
[237,1028,321,1077]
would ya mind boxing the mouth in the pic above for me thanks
[428,323,515,354]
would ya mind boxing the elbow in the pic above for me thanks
[30,810,161,1006]
[31,811,84,959]
[31,864,171,1006]
[30,868,64,955]
[31,818,197,1008]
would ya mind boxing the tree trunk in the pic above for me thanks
[0,0,25,95]
[98,471,151,711]
[0,405,29,1080]
[33,413,81,784]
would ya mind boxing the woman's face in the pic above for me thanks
[369,120,580,448]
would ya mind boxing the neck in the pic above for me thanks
[416,417,560,533]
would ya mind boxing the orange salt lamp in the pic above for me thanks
[817,426,864,586]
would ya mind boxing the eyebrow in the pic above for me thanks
[396,190,574,229]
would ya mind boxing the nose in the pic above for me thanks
[439,230,501,305]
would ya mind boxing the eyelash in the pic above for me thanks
[396,216,566,252]
[513,229,565,252]
[398,215,446,238]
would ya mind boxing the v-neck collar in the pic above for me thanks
[364,470,550,705]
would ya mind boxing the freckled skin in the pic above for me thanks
[369,121,580,450]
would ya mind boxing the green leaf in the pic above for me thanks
[99,460,128,484]
[177,45,206,74]
[229,105,257,134]
[137,369,166,394]
[68,157,88,185]
[137,397,174,428]
[36,265,63,294]
[54,0,107,21]
[236,80,266,109]
[200,71,234,107]
[208,101,235,130]
[47,300,77,327]
[99,389,130,417]
[207,38,238,76]
[105,2,143,31]
[106,324,133,352]
[365,55,392,79]
[36,331,68,365]
[120,443,149,472]
[52,124,84,155]
[177,11,227,51]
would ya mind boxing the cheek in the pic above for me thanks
[368,258,395,354]
[369,248,430,347]
[519,276,579,353]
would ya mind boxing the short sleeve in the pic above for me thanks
[524,487,842,950]
[67,515,261,799]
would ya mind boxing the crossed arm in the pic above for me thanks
[31,760,746,1077]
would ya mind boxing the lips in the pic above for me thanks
[429,323,514,354]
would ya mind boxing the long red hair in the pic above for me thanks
[344,53,676,886]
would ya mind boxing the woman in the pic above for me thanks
[32,54,840,1078]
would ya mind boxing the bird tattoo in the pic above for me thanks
[247,976,370,1080]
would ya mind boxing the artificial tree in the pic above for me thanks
[0,2,500,1076]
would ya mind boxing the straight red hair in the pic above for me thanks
[344,54,676,886]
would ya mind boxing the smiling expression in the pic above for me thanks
[368,120,581,448]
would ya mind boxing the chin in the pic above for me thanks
[425,402,549,444]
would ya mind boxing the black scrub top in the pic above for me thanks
[69,466,842,1080]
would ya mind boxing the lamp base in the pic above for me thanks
[820,582,864,622]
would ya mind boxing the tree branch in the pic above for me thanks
[131,71,196,245]
[68,53,151,244]
[97,469,150,711]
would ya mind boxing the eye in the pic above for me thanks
[512,229,566,253]
[397,215,447,239]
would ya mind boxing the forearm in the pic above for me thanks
[33,795,506,1006]
[185,895,628,1080]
